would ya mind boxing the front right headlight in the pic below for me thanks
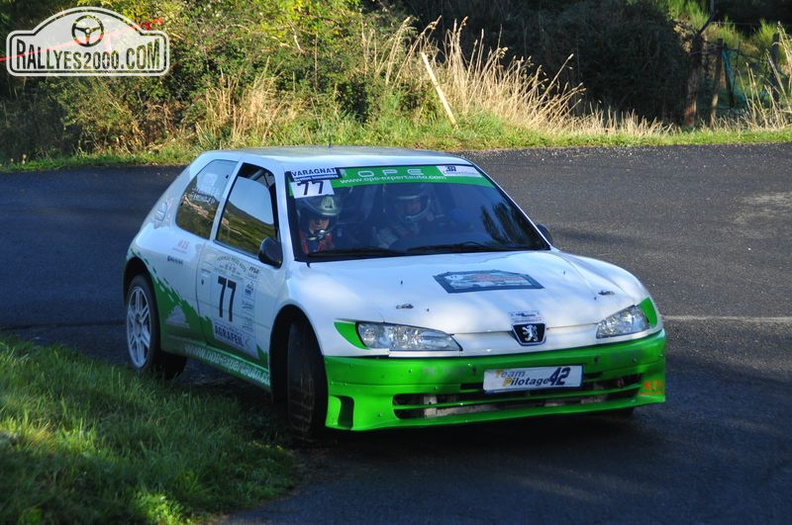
[357,322,461,351]
[596,305,649,338]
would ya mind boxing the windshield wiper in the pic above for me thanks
[405,241,527,254]
[306,246,405,258]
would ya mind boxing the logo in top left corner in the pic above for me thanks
[71,15,105,47]
[6,7,169,77]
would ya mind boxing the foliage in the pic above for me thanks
[713,0,792,30]
[0,0,789,164]
[396,0,690,120]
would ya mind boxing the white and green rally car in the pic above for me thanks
[124,147,666,439]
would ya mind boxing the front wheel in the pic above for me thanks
[126,274,186,379]
[287,319,328,441]
[601,407,636,420]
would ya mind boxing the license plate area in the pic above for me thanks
[483,365,583,393]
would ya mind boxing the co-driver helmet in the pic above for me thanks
[385,183,432,225]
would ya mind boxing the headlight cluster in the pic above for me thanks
[596,305,649,338]
[357,323,461,351]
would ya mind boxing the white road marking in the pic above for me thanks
[664,316,792,324]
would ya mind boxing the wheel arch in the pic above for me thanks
[269,305,312,406]
[123,257,151,301]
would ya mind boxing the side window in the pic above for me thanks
[175,160,237,238]
[217,163,277,256]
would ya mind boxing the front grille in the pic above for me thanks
[393,374,641,420]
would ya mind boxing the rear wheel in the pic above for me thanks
[287,319,328,441]
[126,274,186,379]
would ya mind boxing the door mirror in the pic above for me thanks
[258,237,283,267]
[536,223,554,245]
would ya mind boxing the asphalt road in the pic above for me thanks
[1,144,790,524]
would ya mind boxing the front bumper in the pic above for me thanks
[324,330,666,431]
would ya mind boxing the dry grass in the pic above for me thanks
[360,16,430,87]
[187,17,790,151]
[569,106,674,136]
[359,16,668,138]
[435,20,582,132]
[740,27,792,129]
[195,72,302,148]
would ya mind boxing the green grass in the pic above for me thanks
[0,337,296,525]
[1,121,790,173]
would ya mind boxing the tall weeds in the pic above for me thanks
[195,72,301,149]
[187,15,685,151]
[435,20,583,132]
[741,27,792,129]
[4,8,788,165]
[359,17,663,138]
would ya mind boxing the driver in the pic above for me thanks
[375,183,435,248]
[297,194,341,253]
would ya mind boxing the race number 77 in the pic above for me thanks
[291,180,334,197]
[217,276,237,322]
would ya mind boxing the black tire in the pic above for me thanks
[287,319,328,441]
[604,407,636,419]
[125,274,186,379]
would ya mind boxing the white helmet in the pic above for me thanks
[385,183,432,224]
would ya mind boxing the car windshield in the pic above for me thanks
[287,164,549,260]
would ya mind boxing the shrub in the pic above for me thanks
[395,0,690,121]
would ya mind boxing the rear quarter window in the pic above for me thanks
[175,160,237,238]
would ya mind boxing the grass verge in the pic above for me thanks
[2,124,790,174]
[0,337,295,525]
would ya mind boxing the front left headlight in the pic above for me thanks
[596,305,649,338]
[357,322,461,351]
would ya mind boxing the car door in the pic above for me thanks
[159,158,237,343]
[196,162,284,364]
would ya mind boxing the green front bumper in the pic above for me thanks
[324,330,666,431]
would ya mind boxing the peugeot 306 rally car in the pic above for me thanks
[124,147,666,439]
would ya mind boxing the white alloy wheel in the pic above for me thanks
[126,282,152,369]
[125,274,186,378]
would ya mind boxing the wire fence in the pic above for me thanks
[684,31,787,126]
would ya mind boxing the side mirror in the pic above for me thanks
[258,237,283,267]
[536,223,554,245]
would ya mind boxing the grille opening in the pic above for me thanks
[393,374,641,420]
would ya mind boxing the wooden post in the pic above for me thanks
[420,52,458,129]
[684,35,703,127]
[769,33,781,103]
[684,8,716,127]
[709,39,724,126]
[723,43,736,108]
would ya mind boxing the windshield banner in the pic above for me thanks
[337,165,490,187]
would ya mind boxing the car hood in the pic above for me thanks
[290,251,649,334]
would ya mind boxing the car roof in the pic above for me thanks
[203,146,471,170]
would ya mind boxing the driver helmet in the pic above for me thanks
[298,195,341,236]
[385,183,432,224]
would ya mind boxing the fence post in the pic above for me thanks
[420,52,458,129]
[769,33,781,103]
[723,43,736,108]
[710,39,724,125]
[684,35,703,126]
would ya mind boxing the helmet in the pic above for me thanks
[298,195,341,240]
[299,194,341,220]
[385,183,432,224]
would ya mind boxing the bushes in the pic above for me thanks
[398,0,689,121]
[550,0,689,120]
[0,0,371,159]
[0,0,789,163]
